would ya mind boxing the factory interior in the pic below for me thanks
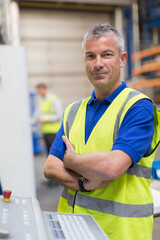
[0,0,160,239]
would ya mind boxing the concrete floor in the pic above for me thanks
[34,153,160,240]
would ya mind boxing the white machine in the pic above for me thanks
[0,191,110,240]
[0,46,35,197]
[151,188,160,217]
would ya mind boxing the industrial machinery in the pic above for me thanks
[0,190,110,240]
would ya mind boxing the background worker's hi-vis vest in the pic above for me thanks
[40,93,61,134]
[58,87,160,240]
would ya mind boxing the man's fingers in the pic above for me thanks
[62,135,68,145]
[62,136,75,152]
[62,136,71,148]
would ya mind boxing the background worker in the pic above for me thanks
[36,83,63,155]
[44,24,160,239]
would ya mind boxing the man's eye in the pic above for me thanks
[86,54,95,59]
[102,53,112,57]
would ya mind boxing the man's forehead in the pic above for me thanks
[85,36,118,52]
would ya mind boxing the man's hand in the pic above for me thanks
[84,179,111,191]
[62,136,75,168]
[62,136,75,153]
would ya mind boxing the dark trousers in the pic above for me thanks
[43,133,56,155]
[43,133,58,186]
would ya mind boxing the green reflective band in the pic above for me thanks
[75,193,153,218]
[66,100,83,137]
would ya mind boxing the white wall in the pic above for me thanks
[19,9,113,108]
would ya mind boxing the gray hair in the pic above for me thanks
[82,23,125,55]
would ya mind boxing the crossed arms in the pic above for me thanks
[44,136,132,191]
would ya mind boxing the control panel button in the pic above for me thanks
[2,190,12,202]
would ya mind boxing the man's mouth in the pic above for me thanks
[92,70,109,75]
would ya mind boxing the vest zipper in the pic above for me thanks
[73,191,78,212]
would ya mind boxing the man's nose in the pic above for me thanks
[94,56,104,68]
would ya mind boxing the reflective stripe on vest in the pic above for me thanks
[61,188,153,218]
[66,100,83,138]
[113,90,141,141]
[112,90,152,179]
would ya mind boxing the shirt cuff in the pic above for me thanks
[49,148,64,161]
[112,142,141,167]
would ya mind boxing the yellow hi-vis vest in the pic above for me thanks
[40,93,61,134]
[58,88,160,240]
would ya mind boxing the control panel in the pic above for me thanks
[0,191,47,240]
[0,190,109,240]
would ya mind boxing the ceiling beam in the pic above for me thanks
[16,0,132,8]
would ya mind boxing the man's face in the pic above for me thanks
[37,87,47,97]
[84,36,127,96]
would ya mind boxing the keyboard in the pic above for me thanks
[43,212,109,240]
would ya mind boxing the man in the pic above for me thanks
[36,83,63,155]
[44,24,160,239]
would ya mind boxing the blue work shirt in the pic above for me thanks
[49,81,154,166]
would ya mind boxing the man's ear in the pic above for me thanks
[120,52,127,68]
